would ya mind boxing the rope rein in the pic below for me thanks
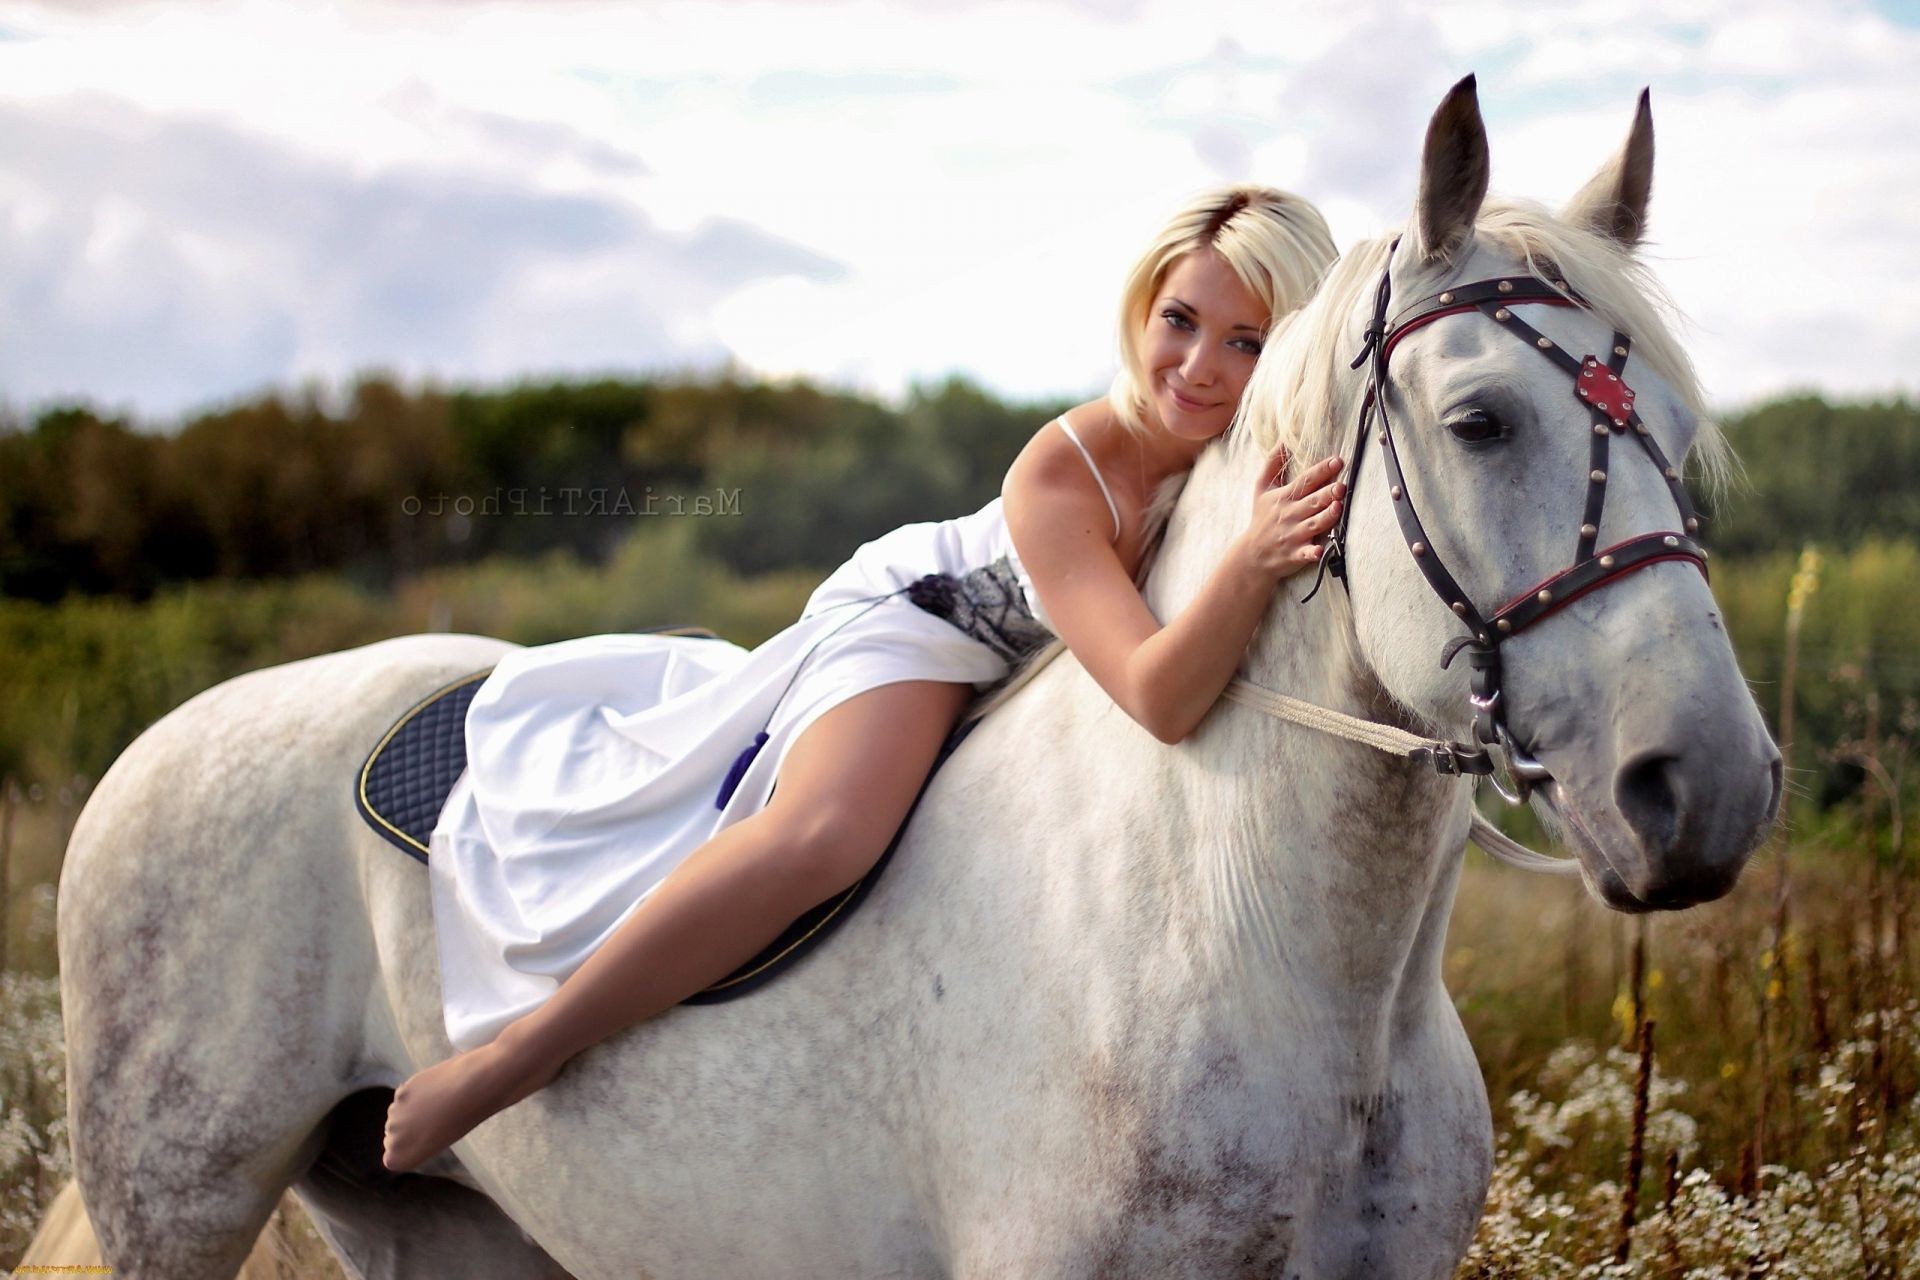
[1220,677,1581,878]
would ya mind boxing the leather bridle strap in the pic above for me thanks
[1303,243,1709,800]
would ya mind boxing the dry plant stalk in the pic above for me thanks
[1625,916,1647,1051]
[1711,940,1731,1037]
[1842,921,1863,1067]
[1659,1147,1683,1273]
[1755,942,1773,1167]
[1615,1016,1656,1264]
[1895,868,1911,991]
[1807,943,1833,1057]
[1563,897,1582,1037]
[0,774,12,969]
[1755,846,1792,1170]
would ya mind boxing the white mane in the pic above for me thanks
[1237,196,1732,497]
[971,197,1735,726]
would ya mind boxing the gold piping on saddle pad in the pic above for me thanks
[352,625,980,1004]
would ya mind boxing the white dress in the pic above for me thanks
[429,416,1123,1052]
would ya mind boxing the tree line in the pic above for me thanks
[0,373,1065,602]
[1,376,1912,603]
[1702,394,1920,559]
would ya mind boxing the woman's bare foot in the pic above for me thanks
[382,1029,565,1173]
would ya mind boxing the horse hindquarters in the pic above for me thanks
[55,636,532,1278]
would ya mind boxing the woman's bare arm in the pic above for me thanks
[1004,438,1342,745]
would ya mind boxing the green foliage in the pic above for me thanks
[0,378,470,599]
[1705,395,1920,557]
[0,576,390,783]
[676,374,1069,575]
[4,376,1912,599]
[1713,539,1920,825]
[0,407,166,598]
[3,374,1914,820]
[0,520,810,789]
[0,371,1074,602]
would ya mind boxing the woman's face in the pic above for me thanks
[1139,248,1269,442]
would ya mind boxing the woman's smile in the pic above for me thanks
[1141,247,1269,442]
[1166,382,1213,413]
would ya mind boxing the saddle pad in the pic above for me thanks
[356,669,493,862]
[354,627,981,1005]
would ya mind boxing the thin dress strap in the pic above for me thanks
[1056,414,1122,542]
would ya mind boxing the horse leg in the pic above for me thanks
[56,662,397,1277]
[53,635,534,1277]
[59,868,353,1273]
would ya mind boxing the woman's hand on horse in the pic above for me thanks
[1237,447,1345,583]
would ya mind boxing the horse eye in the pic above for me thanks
[1446,409,1504,444]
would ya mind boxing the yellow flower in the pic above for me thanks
[1767,979,1783,1001]
[1721,1061,1742,1079]
[1788,546,1823,613]
[1760,948,1775,970]
[1648,969,1664,990]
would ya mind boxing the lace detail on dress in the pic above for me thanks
[905,553,1054,665]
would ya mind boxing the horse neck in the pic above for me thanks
[1092,444,1467,1060]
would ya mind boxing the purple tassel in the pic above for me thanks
[715,730,769,810]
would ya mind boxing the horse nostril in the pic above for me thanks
[1616,752,1682,856]
[1765,753,1784,823]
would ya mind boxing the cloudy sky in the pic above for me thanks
[1,0,1915,428]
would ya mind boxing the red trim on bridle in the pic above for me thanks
[1491,545,1710,630]
[1304,248,1712,794]
[1378,296,1581,363]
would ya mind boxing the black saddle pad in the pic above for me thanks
[355,628,980,1004]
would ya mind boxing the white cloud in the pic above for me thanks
[0,91,838,415]
[0,0,1912,423]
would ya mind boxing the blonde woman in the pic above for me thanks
[383,184,1347,1173]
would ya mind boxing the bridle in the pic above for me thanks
[1303,239,1709,804]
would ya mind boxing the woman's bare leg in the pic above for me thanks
[382,677,975,1172]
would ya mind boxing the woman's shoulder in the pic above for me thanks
[1002,397,1131,548]
[1004,397,1118,493]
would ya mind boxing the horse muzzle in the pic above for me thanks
[1536,733,1782,912]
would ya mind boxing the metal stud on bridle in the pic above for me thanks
[1303,241,1709,803]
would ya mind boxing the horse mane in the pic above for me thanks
[967,197,1732,726]
[1236,196,1732,499]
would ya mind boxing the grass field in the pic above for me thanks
[3,769,1911,1277]
[1,525,1910,1274]
[1450,839,1918,1276]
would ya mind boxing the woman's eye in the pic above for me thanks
[1161,309,1195,331]
[1446,409,1505,443]
[1231,338,1263,357]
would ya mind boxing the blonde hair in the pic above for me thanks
[968,194,1735,728]
[1108,185,1339,438]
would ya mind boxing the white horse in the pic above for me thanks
[56,77,1779,1279]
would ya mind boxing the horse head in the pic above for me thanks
[1225,75,1781,912]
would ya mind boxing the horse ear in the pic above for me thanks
[1410,74,1490,265]
[1562,88,1654,247]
